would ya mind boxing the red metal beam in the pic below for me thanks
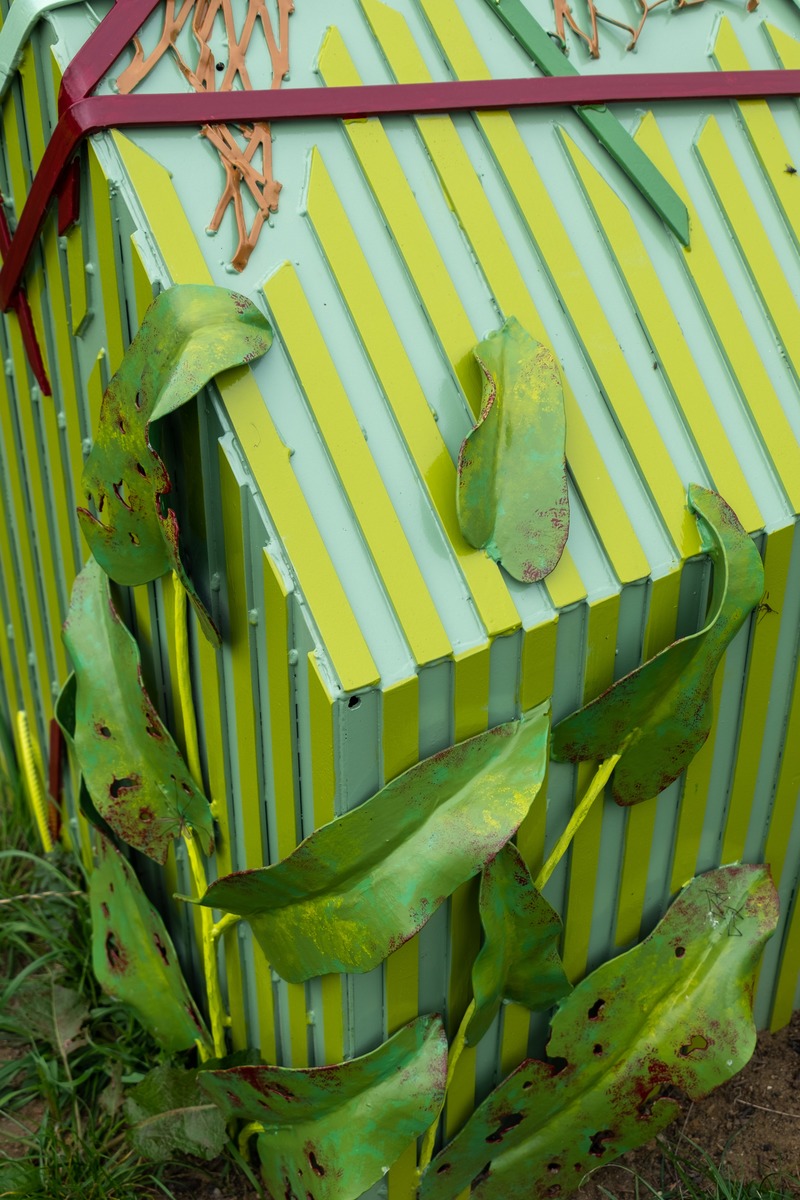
[3,63,800,313]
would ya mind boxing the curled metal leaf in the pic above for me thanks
[59,557,214,864]
[552,486,764,804]
[457,317,569,582]
[78,285,272,644]
[467,842,571,1046]
[192,702,550,982]
[90,837,210,1053]
[200,1015,448,1200]
[421,863,779,1200]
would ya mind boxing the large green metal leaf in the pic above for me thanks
[60,557,214,864]
[467,842,571,1046]
[551,486,763,805]
[201,1015,447,1200]
[421,863,778,1200]
[78,285,272,644]
[458,318,569,583]
[90,837,210,1054]
[193,702,550,982]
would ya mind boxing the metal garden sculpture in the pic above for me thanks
[57,285,775,1200]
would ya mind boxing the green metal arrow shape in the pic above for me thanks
[78,285,272,645]
[421,863,779,1200]
[192,702,550,982]
[90,836,211,1054]
[467,842,572,1046]
[552,486,764,805]
[458,318,569,583]
[201,1015,447,1200]
[59,557,214,864]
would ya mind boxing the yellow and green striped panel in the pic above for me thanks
[633,113,800,514]
[88,144,127,374]
[264,262,452,669]
[305,147,520,637]
[111,131,378,693]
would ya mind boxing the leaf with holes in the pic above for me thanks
[458,318,568,582]
[551,486,764,805]
[126,1065,227,1162]
[201,1015,447,1200]
[90,836,211,1053]
[78,285,272,644]
[190,702,550,982]
[59,557,213,864]
[420,863,778,1200]
[466,842,571,1046]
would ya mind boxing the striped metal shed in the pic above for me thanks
[1,0,800,1195]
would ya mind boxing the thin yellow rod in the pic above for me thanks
[15,711,53,854]
[172,571,203,786]
[535,752,622,892]
[418,997,476,1175]
[183,830,226,1058]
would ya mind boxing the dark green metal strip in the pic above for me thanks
[482,0,690,245]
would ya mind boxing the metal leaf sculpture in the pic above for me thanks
[467,842,571,1046]
[90,836,211,1054]
[59,557,214,864]
[458,317,569,583]
[420,863,779,1200]
[78,285,272,644]
[552,485,763,805]
[191,702,550,982]
[200,1015,448,1200]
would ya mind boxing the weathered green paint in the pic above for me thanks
[201,1015,448,1200]
[90,836,211,1053]
[458,318,568,582]
[467,842,571,1046]
[193,702,550,982]
[482,0,690,246]
[78,285,272,645]
[59,557,214,863]
[552,486,764,805]
[421,863,778,1200]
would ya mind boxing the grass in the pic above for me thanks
[595,1138,800,1200]
[0,741,182,1199]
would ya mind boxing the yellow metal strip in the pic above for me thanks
[262,554,309,1067]
[714,19,800,258]
[721,527,791,863]
[669,667,725,893]
[2,92,28,213]
[307,653,344,1066]
[408,0,680,567]
[66,225,89,335]
[88,144,126,374]
[382,675,420,1200]
[18,42,46,172]
[562,131,762,535]
[42,218,83,576]
[562,593,621,982]
[306,148,520,636]
[764,21,800,68]
[264,262,451,668]
[111,130,377,691]
[320,30,593,603]
[633,113,800,514]
[219,451,277,1061]
[86,352,105,441]
[446,647,491,1140]
[130,235,154,326]
[695,117,800,391]
[614,572,681,947]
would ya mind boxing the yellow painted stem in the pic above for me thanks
[535,752,622,892]
[238,1121,266,1158]
[418,997,476,1175]
[211,911,241,944]
[173,571,228,1058]
[16,711,53,854]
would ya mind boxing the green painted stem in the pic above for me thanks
[534,752,622,892]
[418,998,476,1175]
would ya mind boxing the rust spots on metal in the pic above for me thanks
[588,1129,615,1157]
[308,1150,325,1177]
[486,1112,524,1144]
[588,998,605,1020]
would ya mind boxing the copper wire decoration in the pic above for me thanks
[116,0,293,271]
